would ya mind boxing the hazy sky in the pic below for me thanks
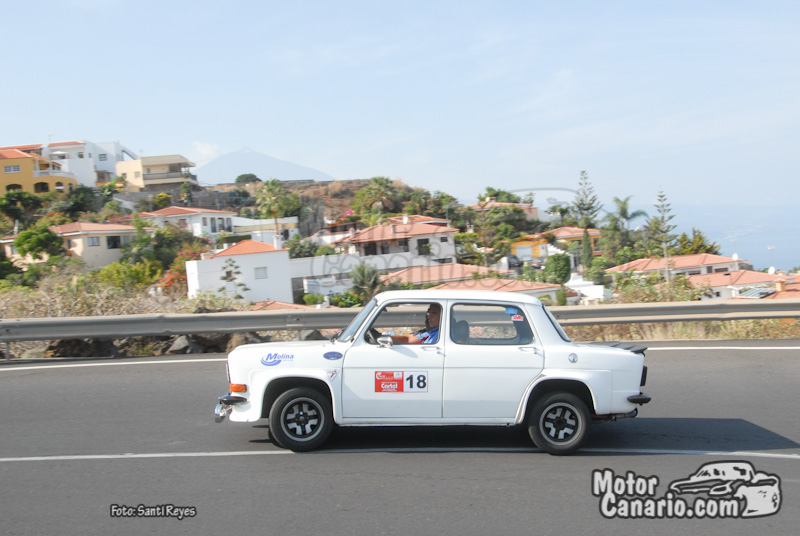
[3,1,798,268]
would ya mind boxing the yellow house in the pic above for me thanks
[0,148,79,194]
[116,155,197,192]
[511,226,601,260]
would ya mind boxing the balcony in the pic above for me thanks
[143,172,197,182]
[32,168,77,179]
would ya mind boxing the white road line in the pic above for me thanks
[647,347,800,351]
[0,358,227,372]
[0,447,798,463]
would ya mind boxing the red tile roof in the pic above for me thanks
[428,279,560,292]
[0,144,43,152]
[524,226,601,240]
[49,222,143,234]
[139,206,237,217]
[385,215,451,226]
[0,148,34,159]
[381,264,513,285]
[763,280,800,299]
[687,270,793,288]
[212,239,285,257]
[339,222,458,244]
[607,253,739,273]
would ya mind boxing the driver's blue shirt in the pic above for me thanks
[415,326,439,344]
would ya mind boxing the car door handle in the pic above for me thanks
[519,347,541,355]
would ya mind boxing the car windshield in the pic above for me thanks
[337,298,378,342]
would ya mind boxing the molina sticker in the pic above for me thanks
[261,353,294,367]
[592,461,781,519]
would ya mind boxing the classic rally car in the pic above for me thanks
[214,290,650,455]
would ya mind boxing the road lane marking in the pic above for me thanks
[646,347,800,351]
[0,358,227,372]
[0,447,798,463]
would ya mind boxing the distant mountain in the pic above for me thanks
[195,147,337,184]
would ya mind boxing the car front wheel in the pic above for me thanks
[269,387,333,452]
[528,392,590,455]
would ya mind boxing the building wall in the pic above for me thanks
[61,232,136,269]
[1,154,78,194]
[186,251,293,302]
[116,160,145,190]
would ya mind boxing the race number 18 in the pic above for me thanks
[404,371,428,393]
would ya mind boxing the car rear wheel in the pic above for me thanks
[528,392,590,455]
[269,387,333,452]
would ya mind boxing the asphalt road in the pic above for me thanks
[1,340,798,536]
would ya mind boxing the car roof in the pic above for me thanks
[374,289,544,307]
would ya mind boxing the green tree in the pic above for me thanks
[235,173,262,184]
[285,234,318,258]
[96,260,162,288]
[352,177,402,214]
[350,263,383,304]
[153,193,172,210]
[14,223,64,260]
[180,183,194,204]
[674,229,721,256]
[547,204,572,226]
[478,187,521,203]
[315,245,335,256]
[572,171,602,228]
[643,190,677,256]
[0,191,44,227]
[545,253,572,285]
[121,216,156,265]
[64,185,100,216]
[256,179,290,241]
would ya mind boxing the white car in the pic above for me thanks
[214,290,650,455]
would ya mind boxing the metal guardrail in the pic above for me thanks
[2,300,799,349]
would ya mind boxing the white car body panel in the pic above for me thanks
[220,290,649,432]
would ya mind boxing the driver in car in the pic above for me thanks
[370,304,440,344]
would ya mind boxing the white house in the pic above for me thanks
[334,220,459,263]
[0,140,138,187]
[606,253,747,278]
[185,239,293,303]
[137,206,299,246]
[686,270,795,300]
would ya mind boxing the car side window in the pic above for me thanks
[365,302,441,345]
[450,303,534,345]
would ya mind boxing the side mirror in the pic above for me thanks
[377,336,394,348]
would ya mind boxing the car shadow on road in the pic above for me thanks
[261,418,799,454]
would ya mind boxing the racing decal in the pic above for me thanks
[323,351,343,360]
[326,369,339,381]
[260,353,294,367]
[511,314,524,321]
[375,371,428,393]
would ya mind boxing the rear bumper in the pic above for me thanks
[214,393,247,423]
[627,393,652,405]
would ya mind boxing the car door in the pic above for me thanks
[341,301,445,419]
[443,302,544,419]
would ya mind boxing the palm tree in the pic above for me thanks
[609,196,647,247]
[361,177,399,213]
[350,263,383,304]
[256,179,288,246]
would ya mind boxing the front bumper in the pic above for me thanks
[214,393,247,423]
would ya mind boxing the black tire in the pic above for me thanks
[528,392,590,455]
[269,388,333,452]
